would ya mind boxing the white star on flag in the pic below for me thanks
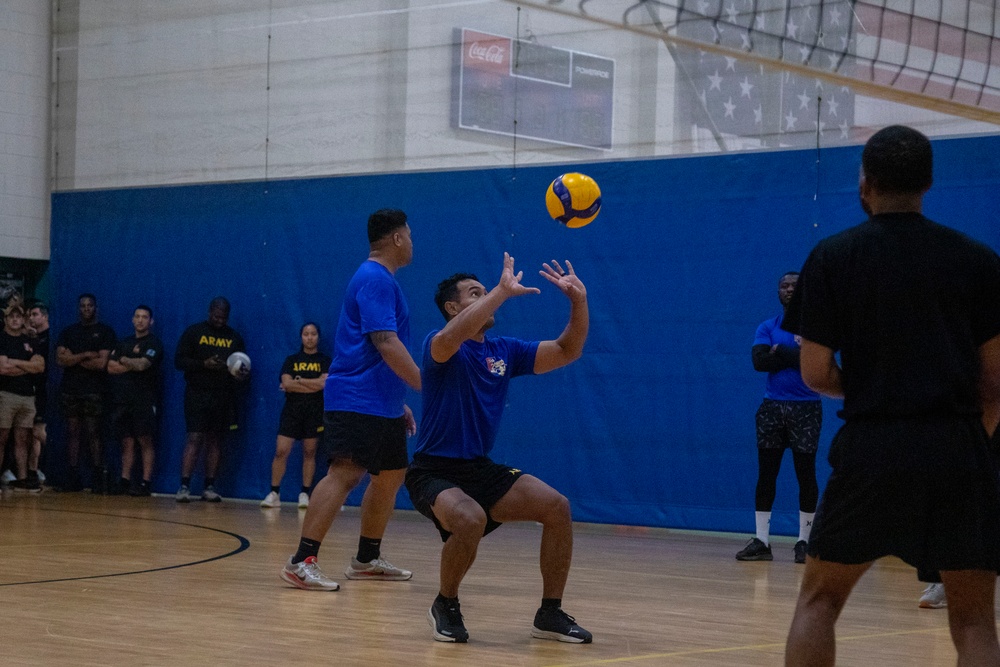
[675,0,855,147]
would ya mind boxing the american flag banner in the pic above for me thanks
[674,0,856,148]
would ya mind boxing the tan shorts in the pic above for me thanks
[0,391,36,429]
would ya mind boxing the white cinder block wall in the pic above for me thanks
[0,0,50,260]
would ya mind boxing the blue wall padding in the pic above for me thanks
[49,134,1000,534]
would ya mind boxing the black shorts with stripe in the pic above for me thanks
[183,387,236,435]
[277,399,324,440]
[405,453,525,542]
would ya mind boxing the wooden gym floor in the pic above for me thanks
[0,491,975,666]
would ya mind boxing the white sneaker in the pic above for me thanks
[175,485,191,503]
[297,492,309,509]
[919,583,947,609]
[201,485,222,502]
[36,469,46,484]
[261,491,281,508]
[345,557,412,581]
[280,556,340,591]
[0,469,15,484]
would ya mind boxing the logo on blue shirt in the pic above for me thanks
[485,357,507,376]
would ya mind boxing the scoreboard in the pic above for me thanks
[452,28,615,151]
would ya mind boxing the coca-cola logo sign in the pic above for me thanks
[468,41,505,64]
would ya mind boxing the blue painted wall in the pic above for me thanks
[48,134,1000,534]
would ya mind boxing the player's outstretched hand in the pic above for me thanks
[497,252,541,299]
[540,259,586,303]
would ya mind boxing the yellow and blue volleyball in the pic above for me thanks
[545,172,601,228]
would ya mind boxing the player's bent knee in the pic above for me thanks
[442,503,488,538]
[539,492,571,523]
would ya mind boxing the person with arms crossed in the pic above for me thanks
[56,293,116,492]
[0,303,45,491]
[783,125,1000,666]
[106,305,164,496]
[736,272,821,563]
[26,302,50,487]
[261,322,331,509]
[174,297,248,503]
[406,253,591,644]
[280,209,419,590]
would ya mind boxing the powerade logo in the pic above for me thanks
[575,65,609,78]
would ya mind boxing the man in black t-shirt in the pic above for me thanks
[783,126,1000,665]
[173,297,248,503]
[107,305,164,496]
[0,303,45,491]
[26,302,50,485]
[56,293,117,492]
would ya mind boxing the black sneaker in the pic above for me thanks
[428,599,469,643]
[108,478,129,496]
[91,467,108,495]
[130,481,152,497]
[794,540,808,564]
[65,467,83,492]
[531,606,593,644]
[735,537,773,561]
[21,475,42,493]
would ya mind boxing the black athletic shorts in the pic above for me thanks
[324,410,407,474]
[277,399,324,440]
[808,416,1000,573]
[405,453,525,542]
[756,399,822,454]
[113,402,157,440]
[183,387,236,435]
[60,392,103,419]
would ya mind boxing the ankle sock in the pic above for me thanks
[292,537,321,564]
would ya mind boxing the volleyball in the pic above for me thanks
[227,351,251,377]
[545,172,601,228]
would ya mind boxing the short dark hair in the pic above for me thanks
[300,321,321,337]
[209,296,230,313]
[861,125,933,195]
[779,271,799,283]
[135,304,153,318]
[434,273,479,320]
[26,301,48,316]
[368,209,408,244]
[79,293,96,305]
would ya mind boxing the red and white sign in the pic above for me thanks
[462,29,510,74]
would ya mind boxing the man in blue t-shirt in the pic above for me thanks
[736,272,822,564]
[405,253,591,645]
[281,209,421,593]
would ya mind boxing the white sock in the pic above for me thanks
[755,511,771,545]
[799,512,815,542]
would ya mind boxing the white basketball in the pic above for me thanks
[226,351,251,376]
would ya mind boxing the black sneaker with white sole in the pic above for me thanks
[428,598,469,643]
[735,537,773,561]
[531,606,593,644]
[794,540,808,564]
